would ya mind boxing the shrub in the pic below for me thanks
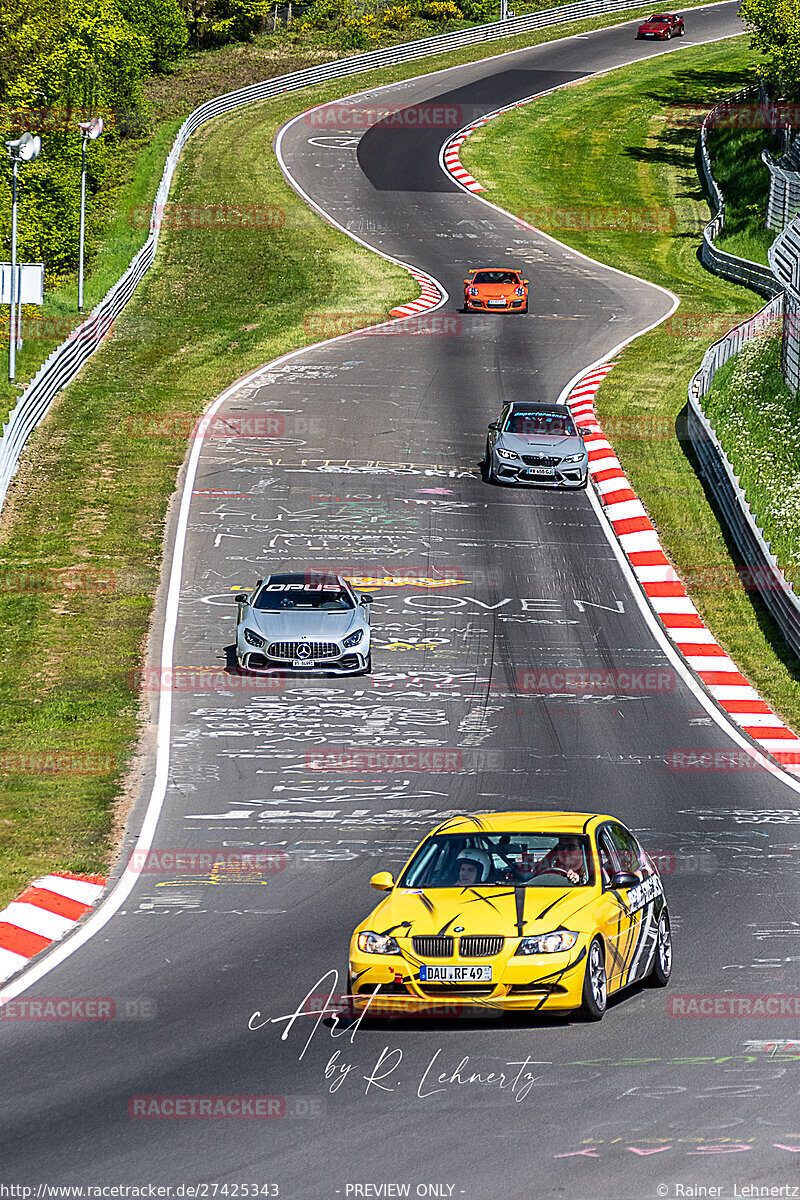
[458,0,496,19]
[381,4,414,28]
[422,0,462,19]
[298,0,355,29]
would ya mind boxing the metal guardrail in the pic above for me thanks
[763,145,800,232]
[698,86,782,298]
[686,296,800,663]
[768,212,800,391]
[687,96,800,661]
[0,0,662,512]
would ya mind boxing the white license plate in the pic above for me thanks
[488,300,506,306]
[526,468,555,477]
[419,964,492,982]
[292,659,314,667]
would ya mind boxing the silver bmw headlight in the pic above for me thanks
[562,453,586,463]
[343,630,363,648]
[357,931,401,954]
[515,931,578,955]
[496,448,519,460]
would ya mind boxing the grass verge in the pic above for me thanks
[461,37,800,729]
[703,333,800,582]
[0,87,416,909]
[706,124,782,266]
[0,0,729,909]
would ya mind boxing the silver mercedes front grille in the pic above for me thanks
[267,641,340,660]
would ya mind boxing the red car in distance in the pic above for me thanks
[636,12,684,38]
[463,268,529,313]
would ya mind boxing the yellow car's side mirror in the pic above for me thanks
[370,871,394,892]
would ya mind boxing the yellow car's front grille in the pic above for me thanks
[412,934,505,958]
[507,982,568,995]
[459,935,504,957]
[418,984,496,997]
[412,935,454,957]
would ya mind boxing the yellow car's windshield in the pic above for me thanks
[399,832,595,888]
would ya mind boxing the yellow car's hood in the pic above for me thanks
[366,885,598,939]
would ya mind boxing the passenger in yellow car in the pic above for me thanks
[454,848,492,886]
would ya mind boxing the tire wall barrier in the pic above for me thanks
[0,0,664,514]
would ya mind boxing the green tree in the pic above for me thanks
[0,0,65,97]
[117,0,188,72]
[183,0,269,47]
[741,0,800,95]
[0,0,182,276]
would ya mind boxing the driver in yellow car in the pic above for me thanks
[531,837,587,885]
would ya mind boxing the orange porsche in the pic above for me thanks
[463,267,529,313]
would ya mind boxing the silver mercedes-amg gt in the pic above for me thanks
[235,573,373,675]
[484,401,588,488]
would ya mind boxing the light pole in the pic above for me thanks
[77,117,103,313]
[501,0,507,18]
[5,132,41,383]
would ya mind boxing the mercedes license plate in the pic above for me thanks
[292,659,314,667]
[419,964,492,982]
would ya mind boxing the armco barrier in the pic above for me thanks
[688,95,800,660]
[763,135,800,233]
[698,86,782,299]
[686,296,800,662]
[0,0,663,514]
[768,213,800,392]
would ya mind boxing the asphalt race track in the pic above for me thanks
[4,4,800,1196]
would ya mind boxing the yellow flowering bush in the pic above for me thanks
[381,4,414,27]
[422,1,462,19]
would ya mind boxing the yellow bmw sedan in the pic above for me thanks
[348,811,671,1019]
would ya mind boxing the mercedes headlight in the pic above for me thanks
[515,931,578,955]
[357,931,401,954]
[563,453,586,463]
[343,630,363,648]
[243,628,265,648]
[496,447,519,460]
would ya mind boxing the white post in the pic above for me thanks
[9,159,18,382]
[78,135,87,312]
[16,270,22,351]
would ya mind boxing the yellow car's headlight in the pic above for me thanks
[515,931,578,955]
[357,931,401,954]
